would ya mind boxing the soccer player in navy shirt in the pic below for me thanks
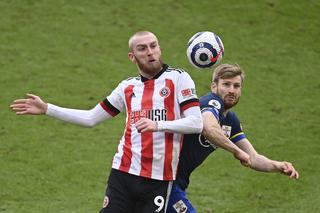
[168,64,299,213]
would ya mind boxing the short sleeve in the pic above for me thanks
[229,113,246,143]
[199,93,224,122]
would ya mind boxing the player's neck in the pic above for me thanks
[223,109,230,116]
[139,66,163,79]
[140,71,159,79]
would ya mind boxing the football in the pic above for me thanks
[186,31,224,69]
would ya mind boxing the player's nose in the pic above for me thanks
[227,86,235,93]
[146,46,154,55]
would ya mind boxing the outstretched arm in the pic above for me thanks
[236,138,299,179]
[201,111,251,167]
[10,94,112,127]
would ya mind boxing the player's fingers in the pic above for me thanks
[282,162,292,172]
[135,121,144,128]
[10,104,28,110]
[289,172,295,179]
[283,162,290,169]
[16,110,28,115]
[240,160,250,167]
[246,159,252,167]
[139,127,150,133]
[290,170,299,179]
[10,103,27,108]
[136,118,151,127]
[11,107,26,112]
[136,123,147,131]
[142,124,150,131]
[137,118,147,122]
[138,124,154,133]
[135,118,146,126]
[26,93,38,99]
[12,99,29,104]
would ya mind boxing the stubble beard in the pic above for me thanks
[136,57,163,77]
[224,98,239,110]
[217,89,240,110]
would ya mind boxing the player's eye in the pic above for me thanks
[136,46,146,51]
[150,42,158,49]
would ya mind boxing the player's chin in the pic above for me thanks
[145,64,162,75]
[224,101,236,109]
[149,60,162,68]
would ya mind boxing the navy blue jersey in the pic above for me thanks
[174,93,246,190]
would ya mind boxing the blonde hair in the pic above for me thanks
[128,31,156,51]
[212,63,245,84]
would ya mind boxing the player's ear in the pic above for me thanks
[128,52,136,63]
[211,82,217,92]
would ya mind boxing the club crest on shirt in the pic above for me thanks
[159,87,171,98]
[222,125,232,138]
[173,200,188,213]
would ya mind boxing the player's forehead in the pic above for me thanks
[220,75,242,84]
[131,33,158,48]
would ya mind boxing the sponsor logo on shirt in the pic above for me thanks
[130,109,167,124]
[181,88,197,98]
[173,200,188,213]
[198,134,218,149]
[222,125,232,138]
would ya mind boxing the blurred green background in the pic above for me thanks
[1,0,319,212]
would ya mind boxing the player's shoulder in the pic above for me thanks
[165,65,195,85]
[118,76,141,85]
[124,76,141,82]
[165,65,186,74]
[200,93,224,110]
[112,76,141,90]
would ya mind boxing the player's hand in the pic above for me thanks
[278,161,299,180]
[135,118,158,133]
[10,93,48,115]
[233,149,251,167]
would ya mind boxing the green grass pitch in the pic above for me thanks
[1,0,319,212]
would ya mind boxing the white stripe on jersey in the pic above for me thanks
[103,65,198,181]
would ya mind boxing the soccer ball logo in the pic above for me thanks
[186,31,224,69]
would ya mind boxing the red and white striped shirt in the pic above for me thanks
[100,64,199,181]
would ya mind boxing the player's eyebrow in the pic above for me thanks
[136,41,158,47]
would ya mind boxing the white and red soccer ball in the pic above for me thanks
[187,31,224,69]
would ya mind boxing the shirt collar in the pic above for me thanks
[140,64,168,82]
